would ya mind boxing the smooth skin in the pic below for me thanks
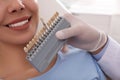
[0,0,56,79]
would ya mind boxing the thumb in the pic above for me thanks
[56,27,76,40]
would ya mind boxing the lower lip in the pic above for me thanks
[8,20,31,31]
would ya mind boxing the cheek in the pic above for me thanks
[23,0,39,13]
[0,7,6,24]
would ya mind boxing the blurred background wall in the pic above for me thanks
[38,0,120,43]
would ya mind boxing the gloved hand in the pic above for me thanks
[56,14,107,53]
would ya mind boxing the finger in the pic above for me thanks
[56,27,77,40]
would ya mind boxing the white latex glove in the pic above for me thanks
[56,14,107,52]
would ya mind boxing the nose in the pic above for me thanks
[8,0,25,13]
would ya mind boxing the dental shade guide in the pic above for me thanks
[24,12,70,72]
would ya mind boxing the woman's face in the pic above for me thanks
[0,0,39,45]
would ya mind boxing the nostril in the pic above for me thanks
[10,7,24,13]
[11,10,17,13]
[20,7,24,11]
[8,0,25,13]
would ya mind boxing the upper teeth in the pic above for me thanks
[8,19,29,27]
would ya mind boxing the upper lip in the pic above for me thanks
[5,16,31,26]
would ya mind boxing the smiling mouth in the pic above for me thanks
[5,16,31,30]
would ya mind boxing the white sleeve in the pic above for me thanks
[98,36,120,80]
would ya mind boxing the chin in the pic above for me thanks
[14,33,35,45]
